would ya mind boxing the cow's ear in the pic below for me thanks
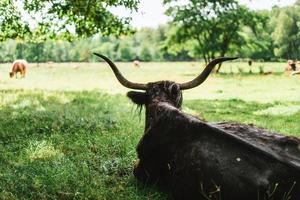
[127,91,147,106]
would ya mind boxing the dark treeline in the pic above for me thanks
[0,2,299,63]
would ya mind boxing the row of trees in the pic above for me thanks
[0,26,178,63]
[0,0,300,63]
[0,25,194,63]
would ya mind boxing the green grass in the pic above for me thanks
[184,99,300,137]
[0,61,299,199]
[0,90,165,199]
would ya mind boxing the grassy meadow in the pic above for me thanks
[0,61,300,199]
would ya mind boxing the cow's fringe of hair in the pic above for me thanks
[129,104,144,121]
[136,104,143,121]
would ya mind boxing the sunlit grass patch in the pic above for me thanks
[42,92,74,104]
[25,140,63,162]
[10,98,44,111]
[1,61,300,102]
[254,105,300,116]
[0,92,19,108]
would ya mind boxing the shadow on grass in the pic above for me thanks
[0,89,167,200]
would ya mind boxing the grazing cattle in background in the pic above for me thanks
[248,59,252,66]
[286,60,297,71]
[10,60,27,78]
[133,60,141,68]
[94,53,300,200]
[248,59,253,73]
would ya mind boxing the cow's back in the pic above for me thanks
[12,60,27,72]
[169,125,300,200]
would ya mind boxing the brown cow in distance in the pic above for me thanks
[10,60,27,78]
[94,53,300,200]
[286,60,297,71]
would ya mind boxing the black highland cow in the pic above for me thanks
[94,53,300,200]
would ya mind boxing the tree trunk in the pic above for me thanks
[216,51,226,73]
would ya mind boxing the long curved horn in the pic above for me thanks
[93,53,147,90]
[179,57,238,90]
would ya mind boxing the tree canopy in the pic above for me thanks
[0,0,139,41]
[270,5,300,59]
[163,0,265,66]
[0,0,30,41]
